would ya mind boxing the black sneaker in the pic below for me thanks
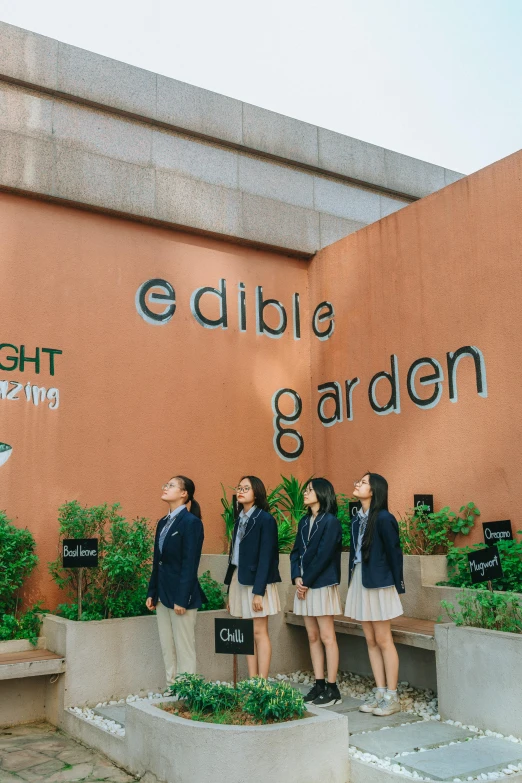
[303,681,325,703]
[313,683,342,707]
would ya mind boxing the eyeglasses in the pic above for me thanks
[303,487,313,494]
[235,486,251,493]
[162,483,180,491]
[353,479,369,487]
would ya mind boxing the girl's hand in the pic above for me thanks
[297,584,309,600]
[146,597,156,611]
[174,604,186,615]
[295,577,304,588]
[252,594,264,612]
[226,601,230,613]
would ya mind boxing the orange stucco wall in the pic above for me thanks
[1,149,521,608]
[308,150,522,535]
[0,194,315,607]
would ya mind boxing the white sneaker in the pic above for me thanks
[359,688,385,713]
[373,693,401,716]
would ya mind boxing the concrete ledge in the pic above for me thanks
[125,697,350,783]
[62,709,128,769]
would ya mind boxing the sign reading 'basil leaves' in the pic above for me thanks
[414,494,434,513]
[215,618,254,655]
[468,546,503,584]
[62,538,99,568]
[482,520,513,546]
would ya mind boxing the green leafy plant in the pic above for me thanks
[238,677,305,723]
[337,494,357,550]
[443,535,522,592]
[170,674,305,725]
[398,502,480,555]
[198,571,226,611]
[0,511,42,644]
[442,589,522,633]
[49,501,154,620]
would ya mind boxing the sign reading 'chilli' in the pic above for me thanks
[215,618,254,655]
[62,539,99,568]
[468,546,503,584]
[482,520,513,545]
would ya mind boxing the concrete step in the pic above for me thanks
[401,736,522,781]
[92,706,127,727]
[348,710,422,735]
[350,719,476,756]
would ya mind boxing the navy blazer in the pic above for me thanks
[147,508,206,610]
[290,512,342,589]
[349,510,405,593]
[224,508,281,596]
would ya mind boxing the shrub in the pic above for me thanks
[49,501,154,620]
[0,511,42,644]
[442,589,522,633]
[239,677,305,723]
[443,536,522,592]
[198,571,226,611]
[172,674,305,724]
[399,502,479,555]
[337,494,357,550]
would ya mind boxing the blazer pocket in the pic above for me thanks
[171,531,179,537]
[249,565,257,571]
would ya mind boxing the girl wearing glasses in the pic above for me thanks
[290,478,343,706]
[146,476,206,685]
[224,476,281,679]
[346,472,404,717]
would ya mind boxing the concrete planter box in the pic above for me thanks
[436,623,522,736]
[125,697,349,783]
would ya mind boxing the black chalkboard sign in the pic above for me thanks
[414,495,434,513]
[349,501,362,519]
[62,538,99,568]
[215,618,254,655]
[468,546,503,584]
[483,520,513,546]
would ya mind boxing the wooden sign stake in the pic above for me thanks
[233,653,238,687]
[487,579,493,593]
[78,567,83,620]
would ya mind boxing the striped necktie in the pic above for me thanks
[159,514,176,553]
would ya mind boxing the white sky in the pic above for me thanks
[0,0,520,174]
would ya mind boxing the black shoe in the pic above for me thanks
[303,681,325,703]
[313,684,342,707]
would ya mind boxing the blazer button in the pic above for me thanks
[159,561,163,566]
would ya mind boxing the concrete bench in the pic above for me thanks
[0,648,66,680]
[285,612,436,651]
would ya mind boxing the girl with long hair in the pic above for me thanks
[224,476,281,679]
[290,478,343,706]
[146,475,206,684]
[345,472,404,716]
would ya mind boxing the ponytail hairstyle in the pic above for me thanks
[173,475,202,520]
[361,472,388,563]
[238,475,270,513]
[306,477,338,516]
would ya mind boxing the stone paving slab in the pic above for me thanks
[92,706,126,726]
[0,723,133,783]
[350,719,477,756]
[348,710,423,735]
[324,696,363,714]
[401,736,522,781]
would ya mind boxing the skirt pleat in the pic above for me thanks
[293,584,342,617]
[228,568,281,619]
[344,564,403,622]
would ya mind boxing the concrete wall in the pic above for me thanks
[0,21,461,256]
[125,697,350,783]
[436,624,522,735]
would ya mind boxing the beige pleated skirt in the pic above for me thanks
[293,584,342,616]
[345,564,403,622]
[228,568,281,619]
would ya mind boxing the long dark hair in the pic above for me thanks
[237,475,270,513]
[361,472,388,563]
[173,475,202,520]
[306,477,338,516]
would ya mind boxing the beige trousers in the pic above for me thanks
[156,601,198,685]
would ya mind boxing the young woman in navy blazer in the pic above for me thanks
[290,478,343,707]
[146,475,206,685]
[224,476,281,679]
[345,472,405,717]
